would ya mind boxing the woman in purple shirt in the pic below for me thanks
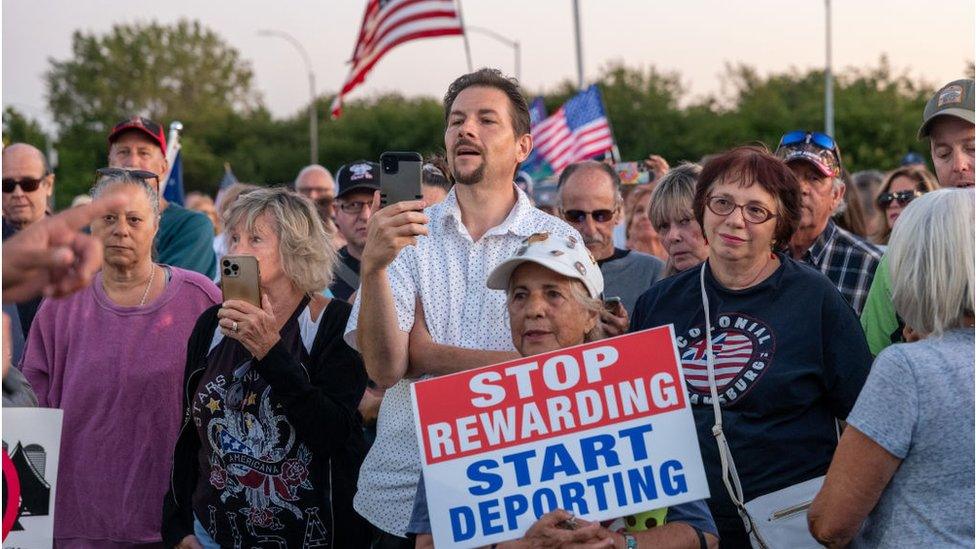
[22,168,221,548]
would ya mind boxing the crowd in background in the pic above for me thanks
[1,71,974,549]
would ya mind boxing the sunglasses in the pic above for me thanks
[113,116,162,136]
[778,130,843,164]
[95,167,160,187]
[562,209,616,224]
[877,189,922,209]
[2,176,48,194]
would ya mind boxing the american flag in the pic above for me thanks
[330,0,464,118]
[532,85,615,173]
[680,331,754,392]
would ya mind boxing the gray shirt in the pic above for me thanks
[599,248,664,314]
[847,328,975,548]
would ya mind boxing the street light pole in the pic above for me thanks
[572,0,584,89]
[824,0,835,137]
[465,26,521,83]
[258,29,318,165]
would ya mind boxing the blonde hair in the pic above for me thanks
[648,163,702,231]
[875,165,939,244]
[888,189,974,337]
[223,187,337,295]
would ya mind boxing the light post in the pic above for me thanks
[258,29,318,165]
[824,0,835,137]
[465,26,521,83]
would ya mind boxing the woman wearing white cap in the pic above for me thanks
[407,232,718,548]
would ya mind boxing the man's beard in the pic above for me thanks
[453,162,485,186]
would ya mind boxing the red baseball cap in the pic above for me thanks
[108,116,167,153]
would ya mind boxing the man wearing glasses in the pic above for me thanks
[107,116,217,278]
[776,131,881,315]
[329,160,381,302]
[557,160,664,335]
[2,143,55,344]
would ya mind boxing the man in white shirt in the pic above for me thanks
[344,69,580,546]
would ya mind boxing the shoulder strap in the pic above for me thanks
[699,263,769,549]
[334,260,360,291]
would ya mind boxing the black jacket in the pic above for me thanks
[161,299,371,547]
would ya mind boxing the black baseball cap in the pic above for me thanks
[335,161,380,198]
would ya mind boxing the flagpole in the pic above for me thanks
[572,0,584,89]
[160,121,183,197]
[455,0,474,72]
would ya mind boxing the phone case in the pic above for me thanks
[380,151,424,207]
[220,255,261,308]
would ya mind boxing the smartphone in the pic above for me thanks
[220,255,261,308]
[603,296,623,312]
[614,161,651,185]
[380,151,424,207]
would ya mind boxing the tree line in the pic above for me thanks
[2,19,971,208]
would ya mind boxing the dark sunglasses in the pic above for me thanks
[95,167,160,187]
[877,189,922,208]
[562,209,615,224]
[778,130,842,163]
[2,176,48,194]
[113,116,162,136]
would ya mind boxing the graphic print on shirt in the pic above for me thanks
[198,360,320,536]
[674,313,775,405]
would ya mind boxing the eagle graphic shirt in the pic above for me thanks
[630,255,871,537]
[191,297,333,547]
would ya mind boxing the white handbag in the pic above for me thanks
[698,264,825,549]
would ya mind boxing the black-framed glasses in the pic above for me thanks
[562,209,616,224]
[706,196,777,224]
[877,189,922,209]
[337,200,372,214]
[2,175,48,194]
[95,167,160,187]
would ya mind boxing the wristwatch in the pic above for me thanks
[622,533,638,549]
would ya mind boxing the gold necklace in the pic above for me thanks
[138,264,157,306]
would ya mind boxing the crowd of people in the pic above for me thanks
[1,69,973,549]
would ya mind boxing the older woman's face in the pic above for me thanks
[655,210,708,272]
[91,183,157,270]
[227,212,284,289]
[703,179,779,266]
[507,262,598,357]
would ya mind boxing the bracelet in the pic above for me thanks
[622,533,638,549]
[694,527,707,549]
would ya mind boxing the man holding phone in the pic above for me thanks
[344,69,581,547]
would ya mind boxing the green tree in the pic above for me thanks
[45,19,259,205]
[2,107,49,149]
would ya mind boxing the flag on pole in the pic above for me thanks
[521,97,554,180]
[330,0,464,118]
[213,163,240,211]
[531,85,615,173]
[162,151,185,205]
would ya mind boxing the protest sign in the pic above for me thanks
[2,408,63,549]
[411,325,708,548]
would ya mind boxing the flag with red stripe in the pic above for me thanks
[330,0,464,118]
[531,85,615,173]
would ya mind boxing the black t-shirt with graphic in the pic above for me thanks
[191,297,333,547]
[630,254,871,541]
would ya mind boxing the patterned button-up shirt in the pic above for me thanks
[799,219,882,315]
[344,185,580,536]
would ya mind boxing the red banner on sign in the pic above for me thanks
[414,326,686,465]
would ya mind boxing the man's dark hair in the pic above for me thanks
[443,68,530,137]
[423,153,454,193]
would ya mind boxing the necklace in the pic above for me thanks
[138,264,157,306]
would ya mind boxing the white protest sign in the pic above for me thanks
[411,325,709,548]
[3,408,63,549]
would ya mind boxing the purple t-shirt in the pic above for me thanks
[21,266,221,546]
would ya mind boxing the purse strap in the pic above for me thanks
[699,263,770,549]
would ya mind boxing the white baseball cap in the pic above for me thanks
[487,232,604,299]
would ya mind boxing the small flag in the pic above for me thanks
[162,151,184,206]
[330,0,464,118]
[214,163,240,211]
[522,97,554,180]
[532,85,615,173]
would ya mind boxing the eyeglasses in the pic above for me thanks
[877,189,922,209]
[562,209,616,224]
[778,130,843,165]
[706,196,777,224]
[95,167,160,187]
[337,200,372,214]
[2,176,48,194]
